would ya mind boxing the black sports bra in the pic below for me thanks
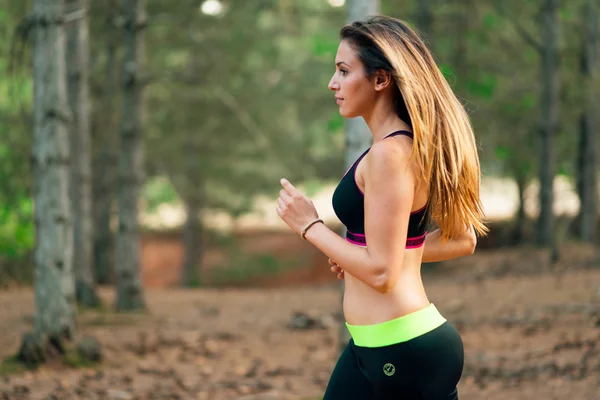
[331,130,429,248]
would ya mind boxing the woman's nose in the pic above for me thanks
[328,75,338,91]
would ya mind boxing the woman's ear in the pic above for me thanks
[373,70,392,91]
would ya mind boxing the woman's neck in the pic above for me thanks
[363,98,410,143]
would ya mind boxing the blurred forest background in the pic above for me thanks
[0,0,599,399]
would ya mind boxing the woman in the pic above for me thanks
[276,15,487,399]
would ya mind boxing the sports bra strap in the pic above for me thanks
[383,130,413,140]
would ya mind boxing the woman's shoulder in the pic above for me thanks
[363,132,423,188]
[368,133,413,168]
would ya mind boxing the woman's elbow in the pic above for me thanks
[373,279,395,294]
[370,266,398,294]
[465,232,477,255]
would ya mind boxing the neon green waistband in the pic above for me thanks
[345,304,446,348]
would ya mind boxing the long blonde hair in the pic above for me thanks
[341,16,488,240]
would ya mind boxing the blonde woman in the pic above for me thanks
[276,15,487,399]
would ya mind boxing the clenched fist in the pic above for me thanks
[276,178,319,235]
[329,258,344,280]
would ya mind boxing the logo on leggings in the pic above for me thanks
[383,363,395,376]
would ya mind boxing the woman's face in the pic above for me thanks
[328,40,377,119]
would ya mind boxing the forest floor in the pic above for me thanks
[0,239,599,399]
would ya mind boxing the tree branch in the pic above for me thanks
[492,1,543,53]
[64,8,86,24]
[211,86,271,152]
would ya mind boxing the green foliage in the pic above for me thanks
[77,301,110,316]
[0,1,34,272]
[0,355,30,376]
[185,272,203,288]
[145,0,346,217]
[560,8,573,21]
[521,93,536,109]
[327,112,344,133]
[467,74,496,99]
[302,179,324,198]
[311,33,339,58]
[494,145,510,161]
[63,349,101,369]
[143,177,181,213]
[557,163,574,178]
[439,64,455,82]
[0,199,34,259]
[482,12,499,29]
[208,249,301,286]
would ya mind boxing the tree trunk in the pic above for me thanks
[417,0,433,49]
[181,197,203,287]
[115,0,146,312]
[339,0,380,355]
[66,0,100,308]
[576,113,585,232]
[180,123,204,287]
[578,0,598,243]
[92,2,119,285]
[453,0,470,75]
[536,0,559,249]
[513,169,527,245]
[20,0,76,362]
[344,0,379,165]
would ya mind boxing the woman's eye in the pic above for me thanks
[340,69,348,76]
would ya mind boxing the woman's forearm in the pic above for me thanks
[303,222,391,292]
[422,228,477,263]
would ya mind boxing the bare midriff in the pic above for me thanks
[342,246,430,326]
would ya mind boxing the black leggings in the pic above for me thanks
[323,322,464,399]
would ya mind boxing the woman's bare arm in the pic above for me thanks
[304,137,415,292]
[421,222,477,263]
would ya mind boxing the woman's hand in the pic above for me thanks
[276,178,319,235]
[329,258,344,280]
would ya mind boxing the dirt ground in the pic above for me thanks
[1,239,599,400]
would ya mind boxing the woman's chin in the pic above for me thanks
[339,108,358,119]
